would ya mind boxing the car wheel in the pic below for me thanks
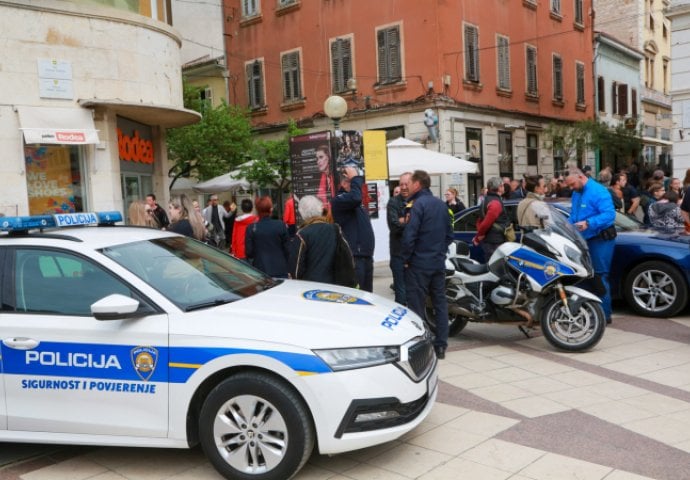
[199,372,314,480]
[624,261,688,317]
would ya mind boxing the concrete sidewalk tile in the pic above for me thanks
[569,350,624,366]
[600,330,649,347]
[621,393,690,415]
[442,371,502,389]
[307,454,360,474]
[342,441,401,463]
[639,366,690,388]
[623,415,690,445]
[423,402,470,426]
[291,463,344,480]
[406,425,487,456]
[85,473,129,480]
[364,444,451,478]
[455,357,510,373]
[470,383,532,403]
[19,457,108,480]
[511,376,572,395]
[544,386,610,409]
[397,421,438,442]
[445,410,519,437]
[459,438,545,473]
[499,395,569,418]
[632,338,688,353]
[442,350,486,364]
[474,345,518,358]
[437,362,473,378]
[673,438,690,454]
[164,464,224,480]
[489,352,542,365]
[578,400,656,425]
[554,370,607,387]
[603,471,657,480]
[335,463,410,480]
[418,457,511,480]
[517,453,612,480]
[519,362,574,376]
[579,380,647,401]
[484,366,540,383]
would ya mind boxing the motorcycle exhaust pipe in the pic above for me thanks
[449,304,477,318]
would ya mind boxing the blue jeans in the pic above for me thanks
[389,255,406,304]
[586,236,615,320]
[405,267,448,348]
[354,256,374,292]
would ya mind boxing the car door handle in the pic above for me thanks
[3,337,41,350]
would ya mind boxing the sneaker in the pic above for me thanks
[434,346,446,359]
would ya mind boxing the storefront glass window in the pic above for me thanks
[24,144,86,215]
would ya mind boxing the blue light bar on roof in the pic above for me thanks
[0,211,123,232]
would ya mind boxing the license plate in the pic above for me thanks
[427,363,438,395]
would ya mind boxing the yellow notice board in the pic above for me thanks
[363,130,388,181]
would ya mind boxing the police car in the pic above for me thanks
[0,212,437,480]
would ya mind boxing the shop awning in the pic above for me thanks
[17,106,101,145]
[78,99,201,128]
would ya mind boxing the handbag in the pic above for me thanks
[504,223,516,242]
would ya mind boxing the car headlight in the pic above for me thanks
[314,346,400,371]
[564,245,582,265]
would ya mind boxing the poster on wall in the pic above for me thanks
[289,131,337,217]
[25,145,82,214]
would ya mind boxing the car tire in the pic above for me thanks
[199,372,314,480]
[624,261,688,317]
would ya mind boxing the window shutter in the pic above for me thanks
[597,76,605,112]
[282,53,300,101]
[465,26,479,82]
[632,88,638,117]
[618,83,629,115]
[527,47,537,95]
[498,36,510,89]
[553,56,563,100]
[377,30,387,82]
[611,81,618,114]
[576,63,585,104]
[388,28,401,82]
[331,40,343,93]
[342,39,352,89]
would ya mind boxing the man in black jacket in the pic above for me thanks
[401,170,453,359]
[331,166,376,291]
[387,172,411,304]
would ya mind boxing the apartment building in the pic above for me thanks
[668,1,690,178]
[224,0,593,203]
[0,0,198,217]
[594,0,673,174]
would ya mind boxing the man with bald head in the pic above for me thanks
[565,168,616,324]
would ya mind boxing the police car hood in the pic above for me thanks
[186,280,426,349]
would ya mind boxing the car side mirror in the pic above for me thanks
[91,294,141,321]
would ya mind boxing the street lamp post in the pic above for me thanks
[323,95,348,136]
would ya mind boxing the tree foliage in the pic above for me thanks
[542,119,642,169]
[166,84,254,183]
[238,119,307,192]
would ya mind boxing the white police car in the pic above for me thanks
[0,212,437,480]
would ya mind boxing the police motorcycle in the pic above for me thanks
[426,205,606,352]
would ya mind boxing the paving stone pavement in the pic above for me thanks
[2,262,690,480]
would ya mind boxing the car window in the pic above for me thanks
[13,249,140,316]
[102,236,274,311]
[454,209,480,232]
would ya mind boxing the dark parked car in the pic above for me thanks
[454,199,690,318]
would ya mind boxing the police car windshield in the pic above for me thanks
[101,236,274,311]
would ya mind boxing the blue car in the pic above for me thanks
[453,199,690,318]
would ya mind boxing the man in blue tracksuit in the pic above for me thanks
[401,170,453,358]
[565,168,617,324]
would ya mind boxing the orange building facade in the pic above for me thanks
[224,0,593,203]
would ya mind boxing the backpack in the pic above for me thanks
[332,224,357,288]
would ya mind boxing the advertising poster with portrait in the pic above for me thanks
[289,131,337,220]
[25,145,83,214]
[336,130,373,217]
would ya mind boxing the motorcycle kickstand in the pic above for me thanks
[518,325,532,338]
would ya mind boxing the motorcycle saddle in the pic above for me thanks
[451,257,490,275]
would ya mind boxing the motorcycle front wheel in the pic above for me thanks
[540,296,605,352]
